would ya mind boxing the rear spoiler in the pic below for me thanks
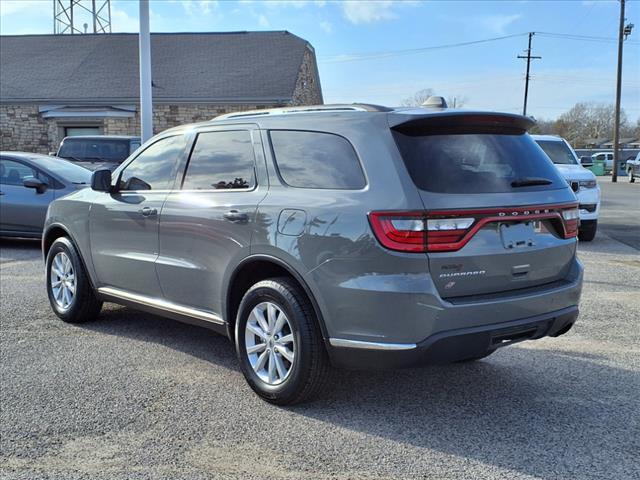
[388,110,536,135]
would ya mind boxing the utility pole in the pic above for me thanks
[612,0,631,182]
[517,32,541,117]
[139,0,153,142]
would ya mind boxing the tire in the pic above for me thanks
[46,237,102,323]
[235,277,330,405]
[629,169,636,183]
[578,220,597,242]
[456,349,495,363]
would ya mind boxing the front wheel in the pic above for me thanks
[235,278,330,405]
[46,237,102,323]
[629,169,636,183]
[578,220,597,242]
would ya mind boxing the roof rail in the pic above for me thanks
[213,103,391,120]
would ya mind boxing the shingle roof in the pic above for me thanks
[0,31,312,104]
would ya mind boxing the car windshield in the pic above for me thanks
[58,138,131,163]
[535,140,578,165]
[32,156,92,184]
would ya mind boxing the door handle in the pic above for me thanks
[223,210,249,223]
[139,207,158,217]
[0,191,4,195]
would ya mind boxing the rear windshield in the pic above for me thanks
[58,138,131,163]
[535,140,578,165]
[392,131,567,193]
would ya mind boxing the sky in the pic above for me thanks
[1,0,639,121]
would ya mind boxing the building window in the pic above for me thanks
[64,126,102,137]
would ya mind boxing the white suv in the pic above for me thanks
[533,135,601,241]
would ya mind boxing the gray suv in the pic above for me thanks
[43,105,583,404]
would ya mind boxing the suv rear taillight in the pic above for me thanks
[369,203,579,253]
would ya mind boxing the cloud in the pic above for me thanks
[341,1,397,24]
[258,14,270,27]
[111,8,139,33]
[320,20,333,34]
[475,13,523,34]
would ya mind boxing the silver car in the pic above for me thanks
[42,105,583,404]
[0,152,91,238]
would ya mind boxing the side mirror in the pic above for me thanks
[580,156,593,167]
[23,177,47,194]
[91,168,112,192]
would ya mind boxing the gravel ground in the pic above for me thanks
[1,205,639,479]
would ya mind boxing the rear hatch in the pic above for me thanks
[375,111,579,299]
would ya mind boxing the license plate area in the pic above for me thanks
[499,221,536,249]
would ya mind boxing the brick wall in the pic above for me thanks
[291,47,323,106]
[1,103,269,154]
[0,105,51,153]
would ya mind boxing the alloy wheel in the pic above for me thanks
[245,301,296,385]
[50,252,75,311]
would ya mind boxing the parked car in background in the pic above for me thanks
[532,135,601,241]
[627,152,640,183]
[43,104,583,405]
[591,152,614,173]
[55,135,141,171]
[0,152,91,238]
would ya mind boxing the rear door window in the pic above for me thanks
[182,130,256,190]
[269,130,366,189]
[392,130,566,193]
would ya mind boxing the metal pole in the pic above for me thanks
[92,0,97,33]
[612,0,625,183]
[139,0,153,142]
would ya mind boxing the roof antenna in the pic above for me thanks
[422,96,448,108]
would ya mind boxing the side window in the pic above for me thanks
[0,159,37,186]
[269,130,366,189]
[118,135,186,191]
[182,130,256,190]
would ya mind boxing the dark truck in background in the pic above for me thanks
[55,135,141,171]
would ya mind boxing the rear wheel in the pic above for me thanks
[235,277,330,405]
[46,237,102,323]
[578,220,597,242]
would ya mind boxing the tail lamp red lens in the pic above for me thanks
[368,203,579,253]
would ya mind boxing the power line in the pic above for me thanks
[536,31,640,45]
[319,33,528,63]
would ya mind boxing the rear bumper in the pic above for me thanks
[328,305,579,369]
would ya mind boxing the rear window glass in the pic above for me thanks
[58,139,131,163]
[269,130,366,189]
[392,131,566,193]
[535,140,578,165]
[182,131,256,190]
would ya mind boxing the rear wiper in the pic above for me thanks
[511,177,553,187]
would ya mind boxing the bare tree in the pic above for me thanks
[400,88,434,107]
[558,102,629,144]
[401,89,469,108]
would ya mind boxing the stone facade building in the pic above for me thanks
[0,31,323,153]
